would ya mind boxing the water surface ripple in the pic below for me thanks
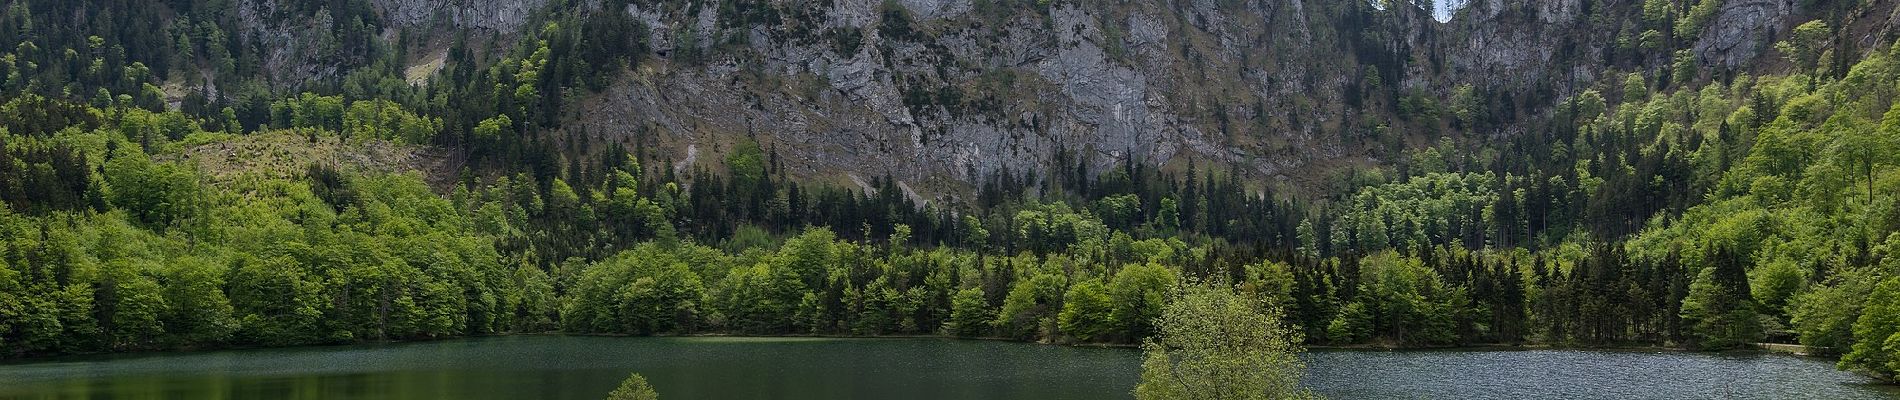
[0,336,1890,399]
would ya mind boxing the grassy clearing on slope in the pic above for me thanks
[164,130,462,188]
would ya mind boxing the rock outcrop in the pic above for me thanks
[370,0,547,30]
[226,0,1838,199]
[1695,0,1795,69]
[232,0,544,85]
[567,0,1660,199]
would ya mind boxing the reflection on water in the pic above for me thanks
[0,336,1892,400]
[0,336,1138,400]
[1304,348,1900,399]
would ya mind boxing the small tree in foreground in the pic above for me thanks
[1135,283,1319,400]
[607,373,659,400]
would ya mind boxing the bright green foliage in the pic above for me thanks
[1239,261,1298,313]
[104,148,201,229]
[1013,202,1111,255]
[342,99,441,144]
[1327,302,1373,344]
[161,256,238,345]
[606,373,660,400]
[563,245,707,334]
[1845,275,1900,376]
[1776,21,1832,75]
[474,115,513,141]
[725,139,766,187]
[1839,239,1900,376]
[1329,172,1498,253]
[1058,280,1114,342]
[1449,84,1486,129]
[1680,247,1763,350]
[777,228,839,289]
[945,287,992,337]
[1154,198,1180,231]
[1347,252,1465,346]
[1092,194,1142,230]
[102,264,168,350]
[1134,284,1316,400]
[0,256,18,348]
[0,103,546,355]
[226,255,325,346]
[1624,72,1649,101]
[710,262,805,333]
[1792,267,1878,354]
[995,274,1065,340]
[273,93,346,132]
[1641,0,1673,27]
[1750,257,1805,318]
[1675,0,1721,39]
[1109,263,1177,341]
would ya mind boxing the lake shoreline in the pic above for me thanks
[0,331,1840,364]
[4,334,1894,400]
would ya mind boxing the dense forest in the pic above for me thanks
[3,0,1900,385]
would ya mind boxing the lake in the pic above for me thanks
[0,336,1892,399]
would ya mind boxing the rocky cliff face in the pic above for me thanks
[369,0,548,30]
[1694,0,1793,69]
[232,0,546,85]
[574,1,1374,199]
[241,0,1846,198]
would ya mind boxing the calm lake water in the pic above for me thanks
[0,336,1892,399]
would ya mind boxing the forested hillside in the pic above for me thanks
[4,0,1900,384]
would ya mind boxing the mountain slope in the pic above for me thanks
[184,0,1874,199]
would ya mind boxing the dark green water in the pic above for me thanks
[0,336,1892,399]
